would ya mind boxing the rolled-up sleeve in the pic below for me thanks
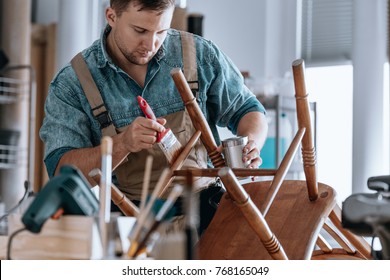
[200,40,266,135]
[39,69,96,177]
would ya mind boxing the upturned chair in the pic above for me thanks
[170,59,372,260]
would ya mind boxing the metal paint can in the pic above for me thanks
[222,136,249,168]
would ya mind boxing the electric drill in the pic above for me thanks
[22,165,99,233]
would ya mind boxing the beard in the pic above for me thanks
[122,49,152,66]
[111,30,154,66]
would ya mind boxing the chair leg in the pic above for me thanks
[316,234,333,254]
[311,205,372,260]
[322,221,356,254]
[218,167,288,260]
[328,204,372,259]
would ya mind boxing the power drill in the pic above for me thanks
[22,165,99,233]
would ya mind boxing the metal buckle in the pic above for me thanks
[94,110,112,129]
[188,81,200,102]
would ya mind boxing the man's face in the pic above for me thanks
[106,3,174,66]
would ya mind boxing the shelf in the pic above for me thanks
[256,94,317,177]
[0,76,29,104]
[0,144,27,169]
[0,65,35,175]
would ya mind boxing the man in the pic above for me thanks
[40,0,268,233]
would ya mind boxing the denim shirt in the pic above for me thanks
[40,27,266,177]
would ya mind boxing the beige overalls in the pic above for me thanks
[71,31,216,201]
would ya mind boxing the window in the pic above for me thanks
[305,65,353,203]
[301,0,354,66]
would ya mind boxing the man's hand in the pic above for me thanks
[243,139,263,169]
[217,140,263,169]
[119,116,167,153]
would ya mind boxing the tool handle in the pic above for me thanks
[100,136,112,223]
[137,96,164,143]
[137,96,157,120]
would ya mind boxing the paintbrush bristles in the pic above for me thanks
[137,95,182,165]
[158,132,182,165]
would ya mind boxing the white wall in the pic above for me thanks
[35,0,104,70]
[187,0,267,79]
[34,0,59,24]
[306,65,353,203]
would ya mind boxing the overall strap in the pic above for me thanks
[71,52,117,137]
[179,31,199,100]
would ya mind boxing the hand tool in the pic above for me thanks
[137,96,182,165]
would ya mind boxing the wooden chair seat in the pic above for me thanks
[197,180,336,259]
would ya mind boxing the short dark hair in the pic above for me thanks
[110,0,175,16]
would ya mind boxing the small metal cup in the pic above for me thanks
[222,136,250,168]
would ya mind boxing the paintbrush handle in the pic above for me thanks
[99,136,113,258]
[101,136,113,156]
[100,136,112,223]
[137,96,157,120]
[137,96,164,143]
[170,68,225,168]
[128,168,171,255]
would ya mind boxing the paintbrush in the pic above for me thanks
[127,168,171,257]
[140,155,153,214]
[137,96,182,165]
[100,136,112,258]
[132,184,184,257]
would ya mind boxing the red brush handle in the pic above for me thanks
[137,96,164,142]
[137,96,156,120]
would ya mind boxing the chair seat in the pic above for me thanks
[196,180,336,260]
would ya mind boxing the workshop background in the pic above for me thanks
[0,0,389,211]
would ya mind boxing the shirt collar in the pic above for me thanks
[97,25,113,69]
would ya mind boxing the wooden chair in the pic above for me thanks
[170,60,372,260]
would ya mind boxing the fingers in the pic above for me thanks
[138,117,165,133]
[242,139,263,169]
[241,139,264,181]
[156,117,167,126]
[122,117,166,152]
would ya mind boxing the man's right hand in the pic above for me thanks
[119,116,167,153]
